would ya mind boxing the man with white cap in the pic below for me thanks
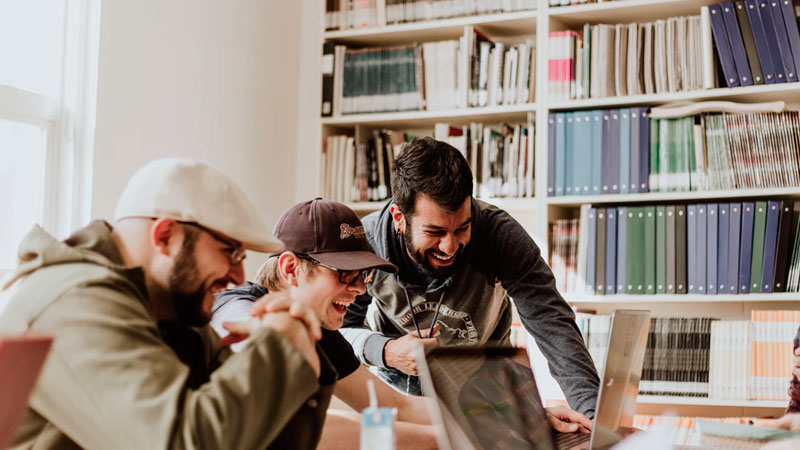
[0,158,328,449]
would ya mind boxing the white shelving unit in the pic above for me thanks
[319,0,800,416]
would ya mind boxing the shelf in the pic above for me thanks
[547,83,800,111]
[322,103,535,127]
[347,197,537,213]
[547,187,800,206]
[637,396,787,408]
[324,10,538,46]
[565,293,800,303]
[548,0,721,28]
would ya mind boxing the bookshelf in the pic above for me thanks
[317,0,800,415]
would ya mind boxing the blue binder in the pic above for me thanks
[606,208,617,294]
[565,113,575,196]
[722,2,756,85]
[555,113,567,196]
[630,109,641,193]
[744,0,778,83]
[591,110,603,195]
[760,0,793,82]
[728,202,742,294]
[767,0,799,81]
[697,204,708,294]
[780,0,800,78]
[707,204,719,294]
[760,200,780,292]
[608,109,621,194]
[639,109,650,193]
[718,203,730,294]
[619,108,631,194]
[574,112,593,195]
[586,207,597,294]
[709,4,742,87]
[738,202,756,294]
[687,204,699,293]
[617,206,628,293]
[547,114,556,196]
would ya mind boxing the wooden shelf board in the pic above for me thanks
[324,10,538,46]
[549,0,723,27]
[547,187,800,206]
[565,293,800,303]
[637,396,787,408]
[547,83,800,110]
[322,103,535,127]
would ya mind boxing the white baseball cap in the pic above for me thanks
[114,158,283,253]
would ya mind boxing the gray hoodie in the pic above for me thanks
[341,199,600,417]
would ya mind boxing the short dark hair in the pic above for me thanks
[391,137,473,216]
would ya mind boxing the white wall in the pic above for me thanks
[93,0,308,276]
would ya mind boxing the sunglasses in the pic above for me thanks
[179,221,247,265]
[296,254,376,285]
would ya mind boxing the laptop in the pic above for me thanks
[0,335,53,449]
[416,309,651,450]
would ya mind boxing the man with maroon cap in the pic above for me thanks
[212,198,439,450]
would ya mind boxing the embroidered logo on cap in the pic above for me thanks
[340,224,366,239]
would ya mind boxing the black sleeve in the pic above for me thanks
[474,207,600,417]
[343,291,372,328]
[319,329,361,379]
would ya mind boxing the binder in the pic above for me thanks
[608,109,621,194]
[574,112,593,195]
[606,208,618,294]
[656,205,667,294]
[760,200,780,292]
[721,2,755,85]
[697,204,708,294]
[774,201,798,291]
[708,4,742,87]
[687,204,699,293]
[596,208,607,295]
[630,108,641,193]
[749,201,767,292]
[738,202,755,294]
[619,108,631,194]
[766,0,799,81]
[779,0,800,77]
[639,109,650,192]
[676,205,687,294]
[744,0,779,83]
[617,206,628,294]
[565,113,575,195]
[547,114,556,196]
[734,0,766,84]
[728,202,742,294]
[707,204,719,294]
[718,203,731,293]
[760,0,793,82]
[591,110,604,194]
[555,113,567,196]
[644,206,657,294]
[666,205,677,294]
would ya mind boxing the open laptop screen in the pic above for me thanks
[417,346,556,450]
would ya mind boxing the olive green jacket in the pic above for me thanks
[0,221,333,450]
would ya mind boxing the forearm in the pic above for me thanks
[319,409,438,450]
[340,326,392,368]
[395,393,432,424]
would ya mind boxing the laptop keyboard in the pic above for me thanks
[554,431,591,450]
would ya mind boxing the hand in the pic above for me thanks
[793,347,800,379]
[544,406,593,433]
[220,318,260,346]
[250,291,322,340]
[260,310,321,377]
[384,325,439,376]
[754,414,800,431]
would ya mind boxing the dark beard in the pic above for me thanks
[402,226,461,279]
[168,227,209,327]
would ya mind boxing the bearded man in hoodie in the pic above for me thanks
[340,137,601,419]
[0,159,329,450]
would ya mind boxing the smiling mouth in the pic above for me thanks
[332,300,351,313]
[429,251,456,265]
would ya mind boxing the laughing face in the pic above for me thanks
[295,259,367,330]
[394,195,472,279]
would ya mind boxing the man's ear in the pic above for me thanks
[278,252,301,287]
[389,203,406,234]
[150,218,181,256]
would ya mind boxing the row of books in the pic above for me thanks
[549,218,579,294]
[708,1,800,88]
[321,32,536,116]
[547,108,800,197]
[434,121,535,198]
[577,311,799,399]
[547,15,708,101]
[550,200,800,296]
[324,0,538,31]
[321,130,406,203]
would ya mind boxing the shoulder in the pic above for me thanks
[472,199,536,250]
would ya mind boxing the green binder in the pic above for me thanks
[749,201,767,293]
[656,205,667,294]
[644,206,657,294]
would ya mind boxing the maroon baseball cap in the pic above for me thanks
[273,198,397,273]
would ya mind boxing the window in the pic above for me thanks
[0,0,101,271]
